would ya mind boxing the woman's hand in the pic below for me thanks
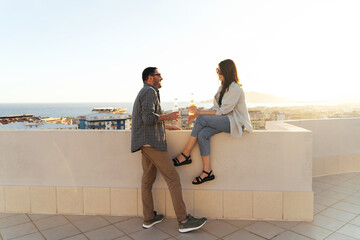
[188,105,197,115]
[188,114,197,123]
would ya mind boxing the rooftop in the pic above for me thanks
[1,172,360,240]
[0,122,78,130]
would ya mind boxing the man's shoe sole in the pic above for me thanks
[178,220,207,233]
[142,218,164,229]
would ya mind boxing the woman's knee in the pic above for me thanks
[194,114,206,126]
[198,129,209,141]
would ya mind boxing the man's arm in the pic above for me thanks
[158,112,182,130]
[157,111,179,123]
[165,124,182,130]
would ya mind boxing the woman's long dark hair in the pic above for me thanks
[219,59,241,95]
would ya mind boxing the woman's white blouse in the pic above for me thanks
[209,82,253,138]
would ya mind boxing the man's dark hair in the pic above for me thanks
[142,67,157,82]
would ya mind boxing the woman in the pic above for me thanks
[172,59,253,185]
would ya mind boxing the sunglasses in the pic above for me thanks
[151,73,162,77]
[216,68,222,75]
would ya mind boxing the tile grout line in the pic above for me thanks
[3,187,7,213]
[310,173,360,236]
[25,213,49,240]
[109,187,111,216]
[55,187,58,215]
[29,187,31,214]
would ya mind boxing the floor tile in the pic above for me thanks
[350,216,360,227]
[313,187,326,194]
[316,191,348,201]
[272,230,312,240]
[84,225,125,240]
[325,232,359,240]
[314,176,345,185]
[11,232,46,240]
[130,227,170,240]
[0,214,31,229]
[267,220,301,230]
[315,196,339,206]
[202,220,238,238]
[223,230,265,240]
[313,181,334,190]
[354,191,360,198]
[320,207,357,222]
[245,221,285,239]
[312,215,346,231]
[337,224,360,239]
[33,215,70,231]
[333,201,360,214]
[337,182,360,191]
[41,223,81,240]
[225,220,255,229]
[0,222,38,240]
[330,186,358,195]
[175,229,217,240]
[71,216,110,232]
[101,215,133,224]
[114,217,144,234]
[64,214,93,223]
[347,178,360,185]
[27,214,55,221]
[63,234,89,240]
[291,223,332,240]
[154,218,179,236]
[113,236,134,240]
[314,203,328,214]
[0,213,17,219]
[343,195,360,206]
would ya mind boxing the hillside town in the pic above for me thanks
[1,104,360,130]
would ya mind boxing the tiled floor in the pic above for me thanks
[2,172,360,240]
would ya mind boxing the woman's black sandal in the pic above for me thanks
[172,153,192,167]
[192,170,215,185]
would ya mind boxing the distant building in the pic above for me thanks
[42,117,74,125]
[0,114,40,125]
[79,113,131,130]
[0,120,78,130]
[92,107,128,114]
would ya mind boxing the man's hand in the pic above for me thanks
[157,111,181,123]
[166,111,180,121]
[165,125,182,130]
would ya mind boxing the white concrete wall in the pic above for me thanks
[285,118,360,158]
[0,124,314,220]
[284,118,360,176]
[0,126,312,192]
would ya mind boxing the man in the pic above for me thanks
[131,67,207,233]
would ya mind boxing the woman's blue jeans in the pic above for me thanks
[190,114,230,156]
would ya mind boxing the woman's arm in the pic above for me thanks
[188,107,216,122]
[215,85,241,115]
[196,109,216,115]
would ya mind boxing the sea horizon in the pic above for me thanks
[0,101,354,118]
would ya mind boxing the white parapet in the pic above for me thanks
[0,123,314,220]
[283,118,360,176]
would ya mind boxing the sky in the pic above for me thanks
[1,0,360,103]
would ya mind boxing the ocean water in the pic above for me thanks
[0,101,337,118]
[0,102,213,118]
